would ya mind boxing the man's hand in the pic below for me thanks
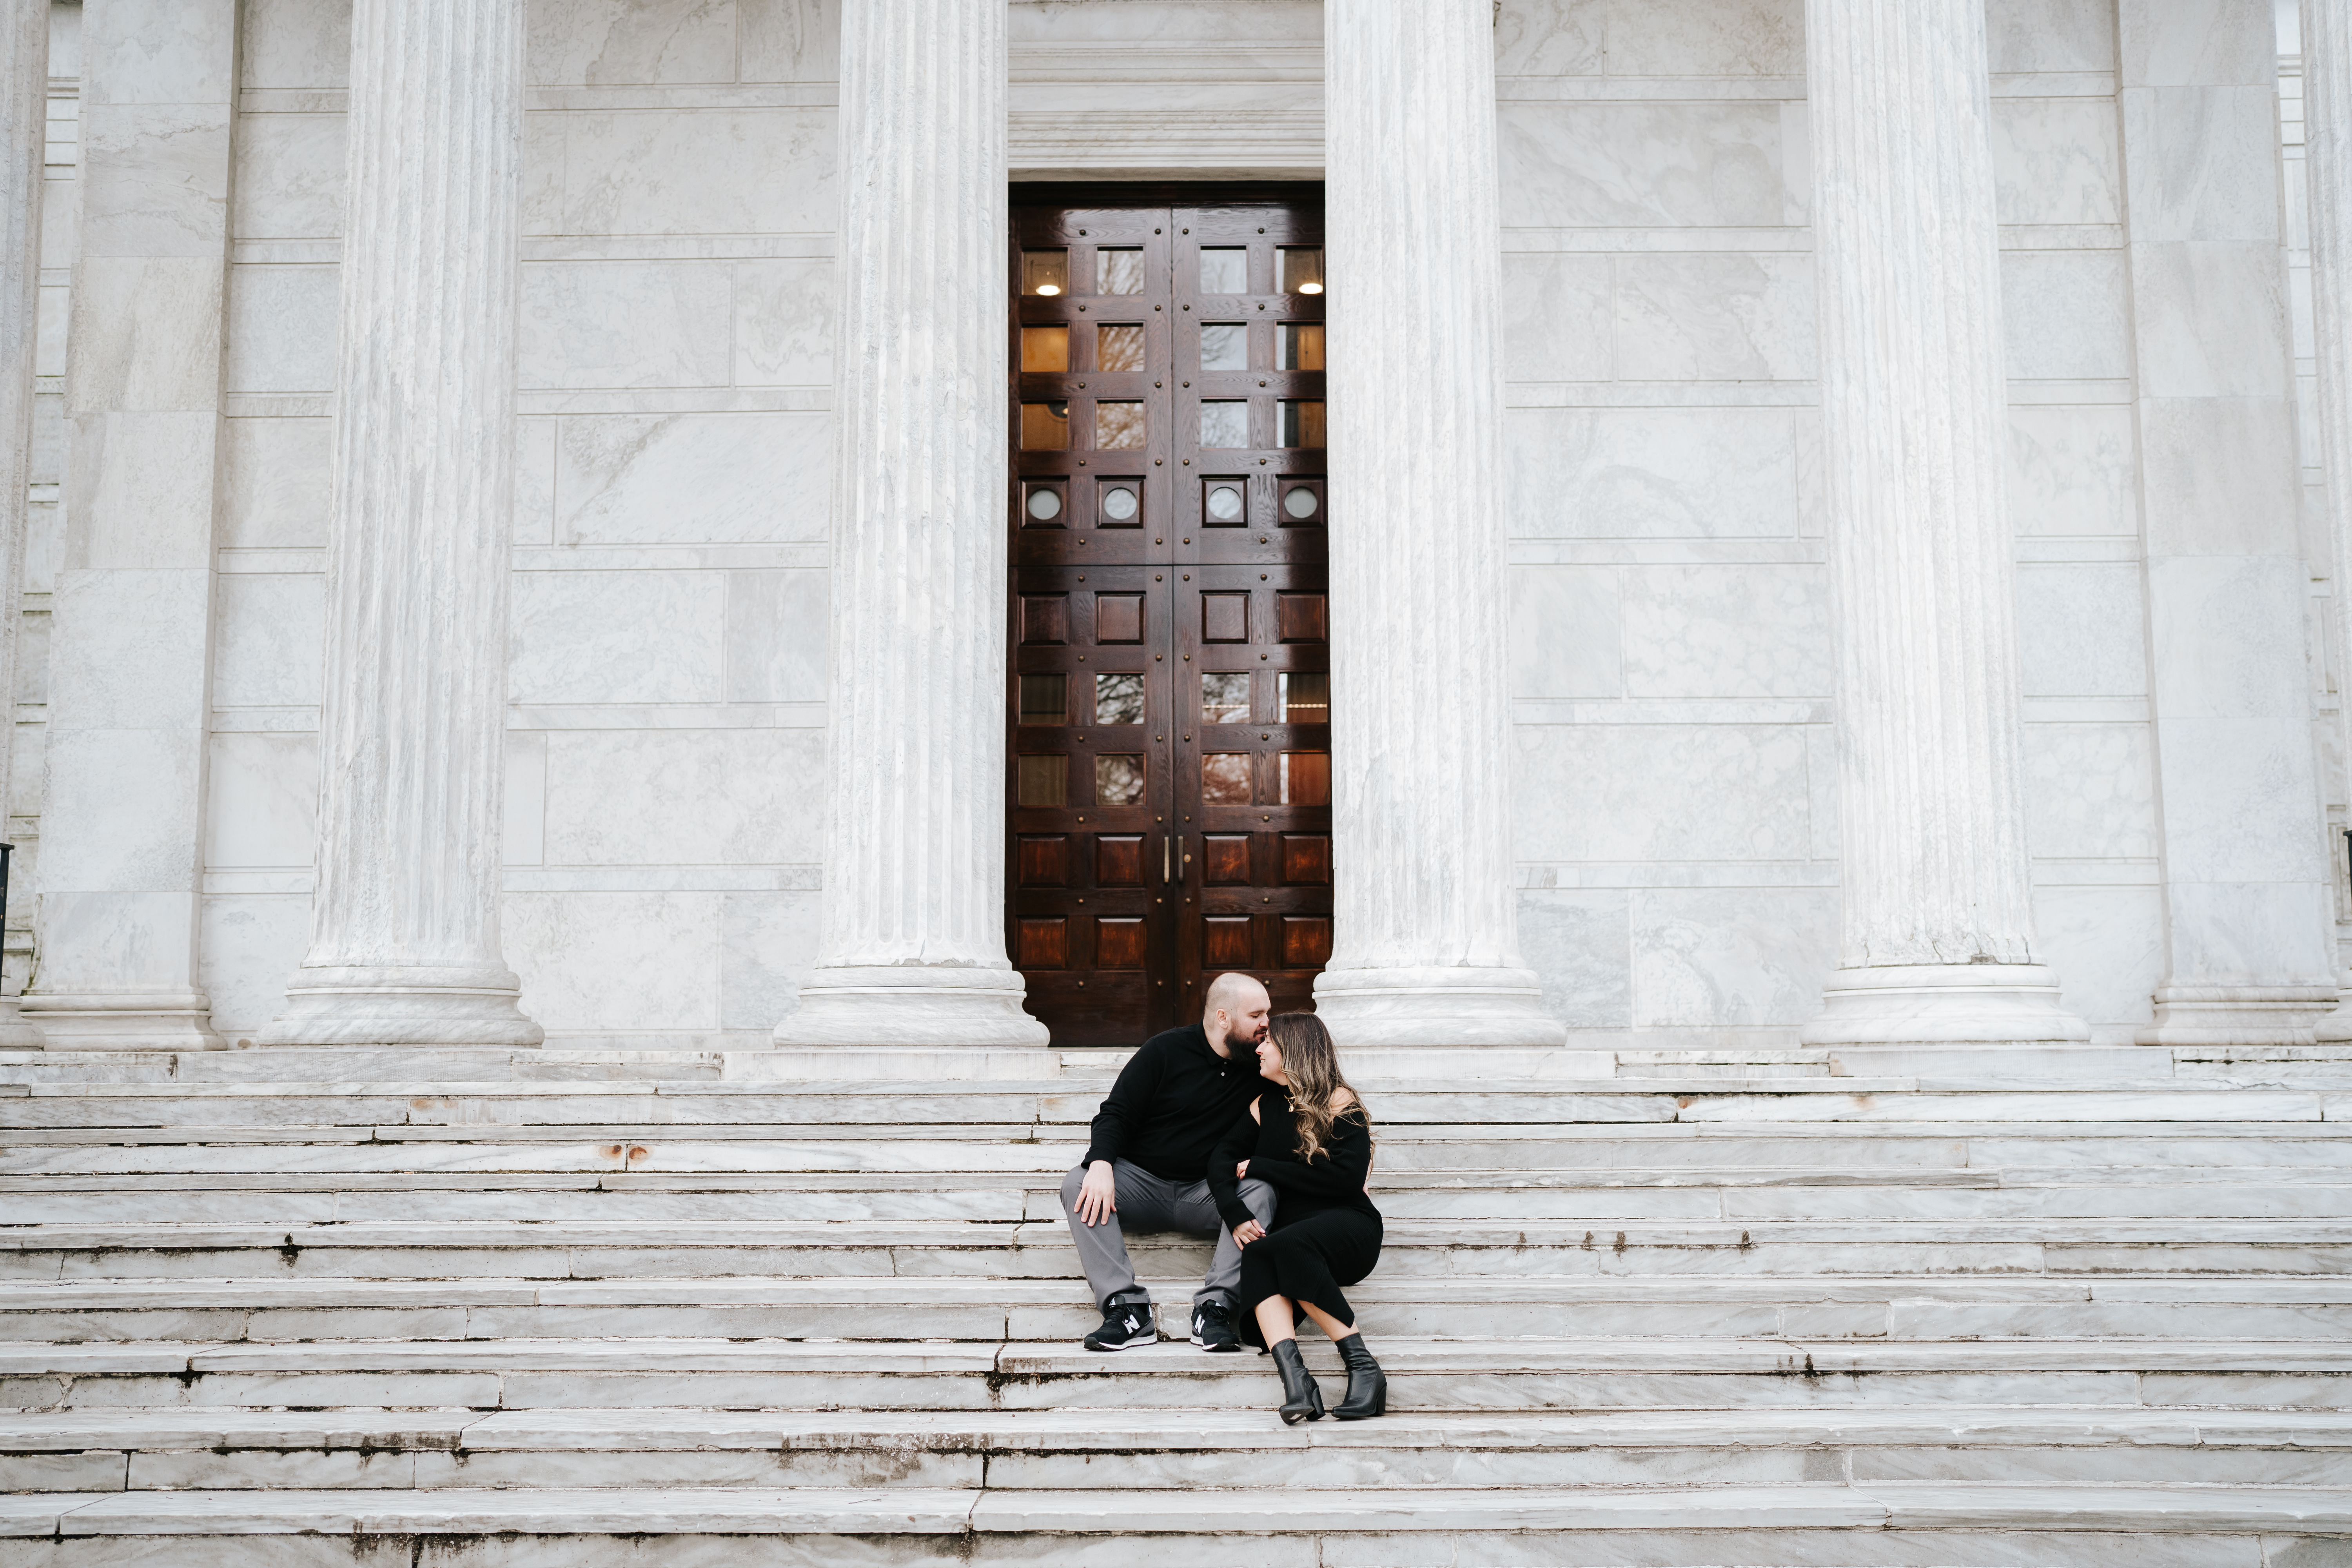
[1232,1219,1267,1245]
[1073,1161,1118,1227]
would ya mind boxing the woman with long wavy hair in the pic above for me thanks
[1207,1011,1385,1422]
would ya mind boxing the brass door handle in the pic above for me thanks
[1163,834,1172,884]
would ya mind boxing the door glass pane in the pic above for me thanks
[1024,484,1064,524]
[1201,672,1250,723]
[1200,248,1248,293]
[1200,401,1248,448]
[1022,250,1069,296]
[1279,671,1328,722]
[1094,672,1145,724]
[1021,401,1070,450]
[1279,751,1330,805]
[1279,323,1323,370]
[1099,483,1140,524]
[1096,754,1145,806]
[1203,480,1246,523]
[1200,323,1247,371]
[1020,673,1068,724]
[1097,247,1144,294]
[1098,323,1144,372]
[1202,753,1253,804]
[1280,247,1324,295]
[1279,400,1325,448]
[1095,401,1145,449]
[1022,326,1069,371]
[1018,754,1068,807]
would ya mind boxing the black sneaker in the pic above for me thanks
[1083,1300,1156,1352]
[1191,1301,1241,1352]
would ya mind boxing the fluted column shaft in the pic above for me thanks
[0,0,44,1045]
[1312,0,1563,1047]
[263,0,539,1045]
[1799,0,2085,1048]
[775,0,1044,1048]
[2307,0,2352,1043]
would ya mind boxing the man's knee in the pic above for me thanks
[1061,1163,1090,1210]
[1238,1177,1276,1223]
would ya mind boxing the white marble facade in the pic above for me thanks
[11,0,2350,1054]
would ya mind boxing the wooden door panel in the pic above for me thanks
[1010,189,1326,1045]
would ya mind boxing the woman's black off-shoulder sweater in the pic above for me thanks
[1207,1080,1378,1230]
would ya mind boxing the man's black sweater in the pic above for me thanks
[1080,1024,1263,1182]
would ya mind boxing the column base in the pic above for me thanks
[1799,964,2091,1048]
[20,991,222,1049]
[259,965,544,1048]
[773,965,1051,1049]
[2146,985,2339,1047]
[0,995,45,1047]
[1311,965,1568,1049]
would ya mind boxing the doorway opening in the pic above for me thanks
[1006,186,1330,1047]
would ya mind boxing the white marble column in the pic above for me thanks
[261,0,540,1047]
[2303,0,2352,1045]
[1310,0,1564,1048]
[0,0,46,1047]
[1797,0,2088,1050]
[773,0,1045,1049]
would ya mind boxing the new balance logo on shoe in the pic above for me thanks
[1083,1302,1156,1352]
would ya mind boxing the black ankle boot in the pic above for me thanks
[1270,1338,1325,1424]
[1332,1332,1386,1420]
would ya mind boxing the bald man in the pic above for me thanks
[1063,973,1279,1352]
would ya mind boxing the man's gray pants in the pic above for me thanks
[1062,1160,1276,1314]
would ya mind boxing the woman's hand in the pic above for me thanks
[1235,1160,1250,1178]
[1232,1219,1267,1245]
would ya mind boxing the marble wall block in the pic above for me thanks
[1630,887,1838,1029]
[541,110,835,236]
[541,729,822,867]
[554,413,828,543]
[224,266,338,394]
[505,890,724,1032]
[1986,0,2120,73]
[508,570,727,705]
[504,732,547,867]
[1009,0,1315,45]
[2118,0,2274,86]
[2136,396,2301,554]
[722,889,819,1028]
[738,0,839,83]
[1611,253,1815,381]
[1510,565,1621,699]
[37,728,202,893]
[9,724,40,819]
[514,417,556,546]
[528,0,736,86]
[67,256,223,413]
[2164,877,2337,982]
[69,410,217,565]
[2149,555,2323,719]
[2125,85,2297,243]
[221,419,332,549]
[2001,250,2134,380]
[518,262,732,389]
[49,570,208,726]
[2021,722,2161,860]
[2007,407,2139,536]
[1494,0,1606,76]
[240,0,348,89]
[1620,563,1830,699]
[1498,102,1790,229]
[203,732,319,870]
[1501,253,1612,383]
[2015,564,2149,697]
[1516,888,1632,1028]
[80,103,231,258]
[198,894,312,1036]
[2128,242,2292,396]
[1506,408,1800,539]
[2033,885,2166,1033]
[231,114,347,240]
[1513,723,1813,863]
[16,615,46,704]
[1991,97,2122,226]
[82,0,233,104]
[1596,0,1802,76]
[210,575,325,709]
[2156,715,2330,884]
[722,568,826,703]
[733,258,833,387]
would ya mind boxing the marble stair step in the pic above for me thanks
[9,1406,2352,1493]
[8,1481,2352,1554]
[7,1274,2352,1345]
[12,1336,2352,1414]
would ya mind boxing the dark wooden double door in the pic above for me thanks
[1007,190,1331,1046]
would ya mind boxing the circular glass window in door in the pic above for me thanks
[1024,482,1066,524]
[1203,479,1247,525]
[1280,481,1321,522]
[1099,481,1141,526]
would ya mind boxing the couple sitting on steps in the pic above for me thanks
[1061,971,1387,1423]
